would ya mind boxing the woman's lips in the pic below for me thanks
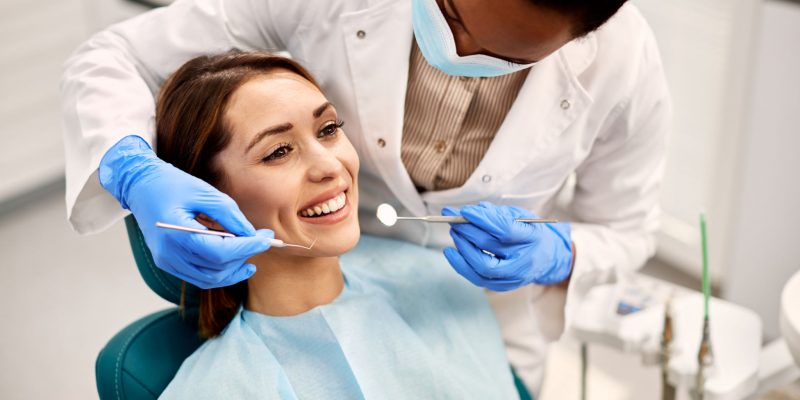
[298,192,351,225]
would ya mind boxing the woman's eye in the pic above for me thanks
[318,120,345,138]
[262,144,293,162]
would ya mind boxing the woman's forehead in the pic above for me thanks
[222,74,329,150]
[238,72,319,99]
[227,74,325,117]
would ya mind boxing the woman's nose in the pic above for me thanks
[305,146,343,183]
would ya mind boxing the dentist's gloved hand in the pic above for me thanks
[99,135,273,289]
[442,201,573,291]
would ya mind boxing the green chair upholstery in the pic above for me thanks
[96,216,204,400]
[96,215,533,400]
[95,308,203,400]
[121,215,199,307]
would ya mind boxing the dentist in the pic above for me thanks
[61,0,670,393]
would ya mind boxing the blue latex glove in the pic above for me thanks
[442,201,573,291]
[99,135,273,289]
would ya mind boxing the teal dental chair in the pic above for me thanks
[95,215,533,400]
[95,215,203,400]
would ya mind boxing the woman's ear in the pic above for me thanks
[196,213,227,232]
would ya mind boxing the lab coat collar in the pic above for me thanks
[559,33,598,77]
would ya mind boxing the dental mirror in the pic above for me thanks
[376,203,398,227]
[375,203,559,226]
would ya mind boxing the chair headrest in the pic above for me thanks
[124,215,200,307]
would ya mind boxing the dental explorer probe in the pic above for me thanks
[376,203,558,227]
[155,222,316,250]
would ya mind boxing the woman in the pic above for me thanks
[155,51,519,399]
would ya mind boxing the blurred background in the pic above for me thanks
[0,0,798,398]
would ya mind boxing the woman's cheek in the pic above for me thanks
[338,135,360,175]
[230,182,285,228]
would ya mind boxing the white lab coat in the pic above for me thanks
[61,0,670,394]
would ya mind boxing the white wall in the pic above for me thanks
[723,0,800,340]
[633,0,800,339]
[0,0,86,201]
[632,0,761,284]
[0,0,146,203]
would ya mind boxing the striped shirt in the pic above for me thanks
[401,42,529,192]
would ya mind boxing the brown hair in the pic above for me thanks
[155,51,319,338]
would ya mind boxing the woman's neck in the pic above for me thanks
[245,252,344,316]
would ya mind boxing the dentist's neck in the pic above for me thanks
[244,252,344,317]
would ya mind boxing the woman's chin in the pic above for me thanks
[277,222,360,258]
[308,228,360,257]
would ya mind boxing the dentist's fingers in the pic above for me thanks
[450,230,535,283]
[441,206,462,217]
[182,230,273,265]
[450,231,507,279]
[459,204,513,239]
[443,247,524,292]
[444,247,486,287]
[450,222,514,258]
[158,263,220,290]
[215,263,257,287]
[160,257,257,289]
[460,203,539,244]
[192,189,257,237]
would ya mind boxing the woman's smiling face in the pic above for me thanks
[213,70,360,257]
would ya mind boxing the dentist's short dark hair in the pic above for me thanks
[533,0,628,37]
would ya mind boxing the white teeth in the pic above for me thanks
[302,192,347,217]
[329,197,340,209]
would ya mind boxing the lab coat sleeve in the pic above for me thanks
[562,31,672,333]
[60,0,305,234]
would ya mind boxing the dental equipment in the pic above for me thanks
[695,214,714,400]
[570,277,761,400]
[375,203,558,227]
[154,222,316,249]
[661,297,676,400]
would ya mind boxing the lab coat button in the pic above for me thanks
[356,30,366,39]
[482,174,492,183]
[377,138,386,148]
[560,99,571,110]
[434,140,447,153]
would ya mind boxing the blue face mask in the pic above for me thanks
[411,0,536,78]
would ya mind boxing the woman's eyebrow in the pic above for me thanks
[246,102,334,154]
[246,122,293,153]
[313,102,333,118]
